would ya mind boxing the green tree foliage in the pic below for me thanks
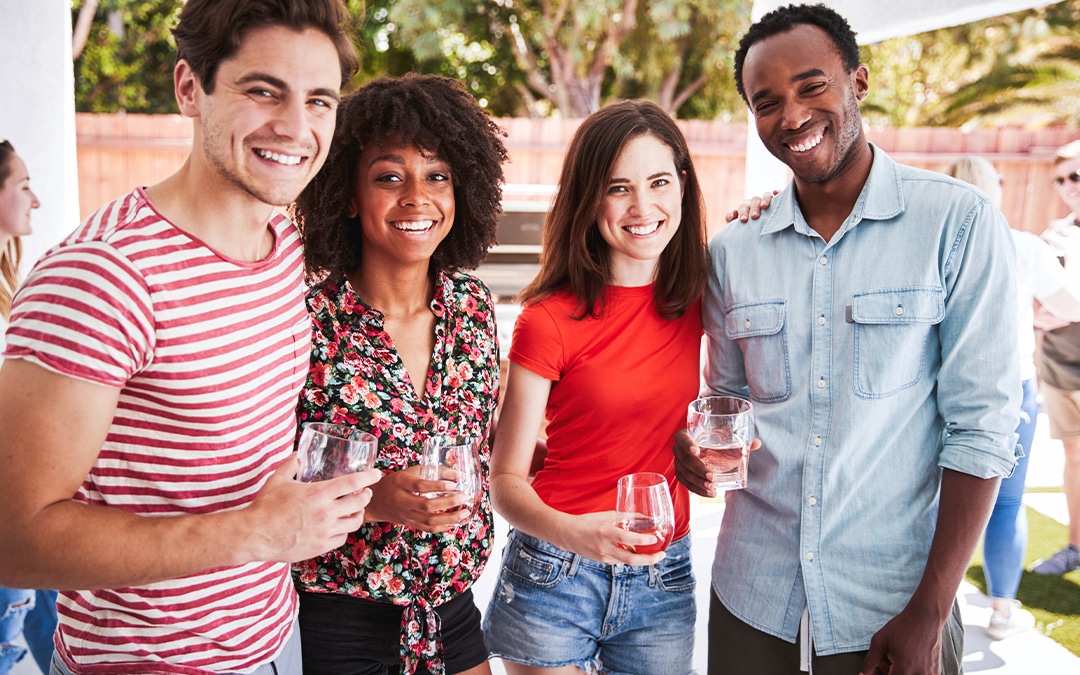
[363,0,747,118]
[861,0,1080,128]
[69,0,1080,126]
[615,0,747,120]
[351,0,528,116]
[72,0,181,114]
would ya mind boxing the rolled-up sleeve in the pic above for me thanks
[937,201,1022,478]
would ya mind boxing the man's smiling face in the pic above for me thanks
[742,23,868,187]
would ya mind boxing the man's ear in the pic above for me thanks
[853,64,869,101]
[174,60,202,118]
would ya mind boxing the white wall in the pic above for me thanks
[0,0,80,275]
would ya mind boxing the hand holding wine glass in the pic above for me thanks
[615,472,675,555]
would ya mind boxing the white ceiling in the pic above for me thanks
[751,0,1065,44]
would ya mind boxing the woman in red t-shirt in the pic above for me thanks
[483,100,708,675]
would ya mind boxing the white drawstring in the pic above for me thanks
[799,606,813,673]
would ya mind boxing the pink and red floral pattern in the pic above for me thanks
[294,271,499,674]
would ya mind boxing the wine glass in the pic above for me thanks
[686,396,754,491]
[419,435,483,516]
[615,472,675,554]
[296,422,378,483]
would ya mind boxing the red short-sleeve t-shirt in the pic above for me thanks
[510,285,702,539]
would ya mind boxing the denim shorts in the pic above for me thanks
[0,587,34,672]
[483,530,696,675]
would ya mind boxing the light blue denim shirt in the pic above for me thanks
[704,147,1021,654]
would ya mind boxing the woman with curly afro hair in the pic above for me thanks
[290,73,507,675]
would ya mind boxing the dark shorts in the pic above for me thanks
[297,588,488,675]
[707,589,964,675]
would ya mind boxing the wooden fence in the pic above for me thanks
[75,113,1080,237]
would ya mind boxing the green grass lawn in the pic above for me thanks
[966,503,1080,656]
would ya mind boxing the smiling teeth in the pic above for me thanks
[626,222,661,235]
[255,149,302,165]
[789,130,824,153]
[393,221,435,231]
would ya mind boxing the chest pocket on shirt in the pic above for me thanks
[724,300,790,403]
[851,287,944,399]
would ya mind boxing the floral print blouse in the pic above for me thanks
[293,271,499,675]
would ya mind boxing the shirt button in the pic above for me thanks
[806,551,815,561]
[894,306,904,316]
[745,319,752,329]
[813,437,822,446]
[808,496,817,506]
[817,379,826,388]
[817,316,826,325]
[819,257,828,265]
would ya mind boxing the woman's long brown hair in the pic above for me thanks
[518,100,707,320]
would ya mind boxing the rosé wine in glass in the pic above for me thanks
[419,435,482,517]
[616,472,675,554]
[687,396,754,491]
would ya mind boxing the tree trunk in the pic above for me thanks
[72,0,99,61]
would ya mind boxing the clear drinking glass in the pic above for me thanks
[687,396,754,491]
[419,435,483,517]
[616,472,676,554]
[296,422,378,482]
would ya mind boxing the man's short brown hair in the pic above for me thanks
[172,0,359,93]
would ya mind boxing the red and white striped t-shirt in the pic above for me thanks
[5,188,311,674]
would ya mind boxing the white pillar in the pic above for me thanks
[743,119,791,199]
[0,0,80,275]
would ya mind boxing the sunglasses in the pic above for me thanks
[1054,171,1080,187]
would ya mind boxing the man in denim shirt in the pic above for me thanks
[674,5,1020,674]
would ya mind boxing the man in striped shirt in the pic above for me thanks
[0,1,380,673]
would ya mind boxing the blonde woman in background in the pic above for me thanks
[0,139,57,675]
[944,156,1080,639]
[0,140,39,336]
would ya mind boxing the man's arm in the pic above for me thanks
[0,359,378,589]
[860,469,998,675]
[676,242,755,496]
[863,195,1020,674]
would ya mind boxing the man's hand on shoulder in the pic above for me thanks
[725,190,779,223]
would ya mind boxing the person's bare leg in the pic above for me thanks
[1063,438,1080,547]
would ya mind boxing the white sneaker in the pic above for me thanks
[985,601,1036,640]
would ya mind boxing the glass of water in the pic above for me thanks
[419,435,483,517]
[686,396,754,491]
[296,422,378,483]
